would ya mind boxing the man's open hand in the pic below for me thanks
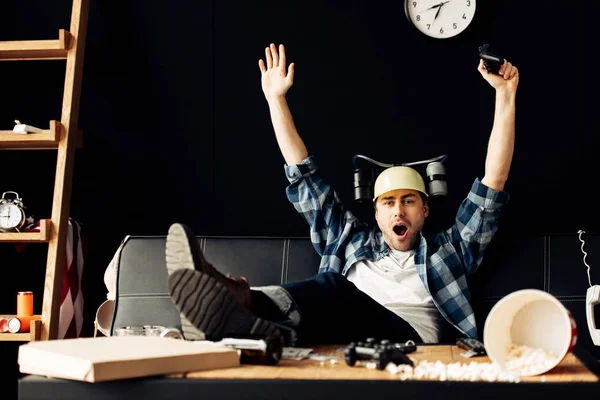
[259,43,295,102]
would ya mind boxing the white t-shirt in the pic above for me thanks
[346,249,445,343]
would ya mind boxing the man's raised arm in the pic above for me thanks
[259,43,308,166]
[478,58,519,191]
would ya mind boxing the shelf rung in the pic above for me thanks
[0,220,51,243]
[0,120,83,150]
[0,332,30,342]
[0,30,69,61]
[0,120,60,149]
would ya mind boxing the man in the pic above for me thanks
[165,43,518,345]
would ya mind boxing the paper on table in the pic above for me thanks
[282,347,314,360]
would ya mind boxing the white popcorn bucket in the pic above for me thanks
[483,289,578,376]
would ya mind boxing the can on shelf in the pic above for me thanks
[17,291,34,317]
[7,315,40,333]
[0,317,9,333]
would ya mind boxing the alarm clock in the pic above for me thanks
[0,191,27,232]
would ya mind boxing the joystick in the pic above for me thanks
[478,44,505,75]
[344,338,416,370]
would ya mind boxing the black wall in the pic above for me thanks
[0,0,598,397]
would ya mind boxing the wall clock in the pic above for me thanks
[404,0,476,39]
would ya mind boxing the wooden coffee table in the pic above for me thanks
[18,344,600,400]
[184,344,598,382]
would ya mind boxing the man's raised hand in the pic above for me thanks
[258,43,295,102]
[477,59,519,93]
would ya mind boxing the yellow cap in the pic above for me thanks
[373,166,427,201]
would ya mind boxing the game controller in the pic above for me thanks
[344,338,416,370]
[478,44,505,75]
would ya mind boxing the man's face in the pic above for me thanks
[375,189,429,252]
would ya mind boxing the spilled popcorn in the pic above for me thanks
[504,344,559,376]
[384,360,521,382]
[381,344,559,382]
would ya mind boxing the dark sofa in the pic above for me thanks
[108,230,600,357]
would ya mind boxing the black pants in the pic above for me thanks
[253,272,457,345]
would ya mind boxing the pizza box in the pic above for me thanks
[18,336,240,383]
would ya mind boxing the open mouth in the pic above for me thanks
[393,224,408,238]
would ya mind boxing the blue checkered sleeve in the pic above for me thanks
[284,156,359,259]
[421,178,509,338]
[450,178,510,275]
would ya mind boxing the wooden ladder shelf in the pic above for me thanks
[0,0,89,341]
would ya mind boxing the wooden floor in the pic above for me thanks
[184,345,598,383]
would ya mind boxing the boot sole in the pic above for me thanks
[165,223,206,340]
[168,268,279,341]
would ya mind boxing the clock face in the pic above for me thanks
[405,0,476,39]
[0,203,24,230]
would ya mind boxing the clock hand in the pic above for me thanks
[416,1,449,13]
[423,3,442,12]
[433,6,442,22]
[432,1,449,24]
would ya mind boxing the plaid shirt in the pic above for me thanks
[285,156,509,338]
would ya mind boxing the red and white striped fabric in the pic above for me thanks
[19,218,86,338]
[58,218,85,339]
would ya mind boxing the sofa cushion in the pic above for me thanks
[110,235,320,335]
